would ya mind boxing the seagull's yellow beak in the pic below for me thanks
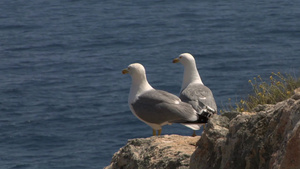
[122,68,129,74]
[173,58,180,63]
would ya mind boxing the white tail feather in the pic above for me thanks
[181,123,204,130]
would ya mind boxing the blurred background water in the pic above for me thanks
[0,0,299,168]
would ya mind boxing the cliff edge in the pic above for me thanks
[105,135,200,169]
[105,88,300,169]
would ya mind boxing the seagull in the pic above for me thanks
[173,53,217,136]
[122,63,208,136]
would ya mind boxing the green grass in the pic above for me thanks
[221,72,300,113]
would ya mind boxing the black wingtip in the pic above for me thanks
[197,114,208,123]
[199,106,216,118]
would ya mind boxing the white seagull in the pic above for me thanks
[122,63,208,136]
[173,53,217,135]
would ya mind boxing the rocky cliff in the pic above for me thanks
[105,88,300,169]
[190,88,300,169]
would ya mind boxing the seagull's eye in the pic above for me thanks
[179,56,182,59]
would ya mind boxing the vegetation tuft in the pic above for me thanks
[222,72,300,113]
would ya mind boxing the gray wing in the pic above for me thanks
[131,90,197,124]
[180,83,217,113]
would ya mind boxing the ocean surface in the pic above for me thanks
[0,0,299,168]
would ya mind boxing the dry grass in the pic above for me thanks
[222,72,300,113]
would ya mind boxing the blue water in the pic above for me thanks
[0,0,299,168]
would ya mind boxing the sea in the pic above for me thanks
[0,0,299,168]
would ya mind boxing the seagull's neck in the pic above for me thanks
[181,62,203,91]
[129,74,153,103]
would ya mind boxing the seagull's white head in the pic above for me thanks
[173,53,203,88]
[122,63,146,78]
[122,63,153,103]
[122,63,153,87]
[172,53,196,66]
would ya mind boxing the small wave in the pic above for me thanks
[0,24,40,31]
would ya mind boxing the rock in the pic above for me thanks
[292,87,300,100]
[190,90,300,169]
[105,135,200,169]
[221,111,240,120]
[189,115,230,169]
